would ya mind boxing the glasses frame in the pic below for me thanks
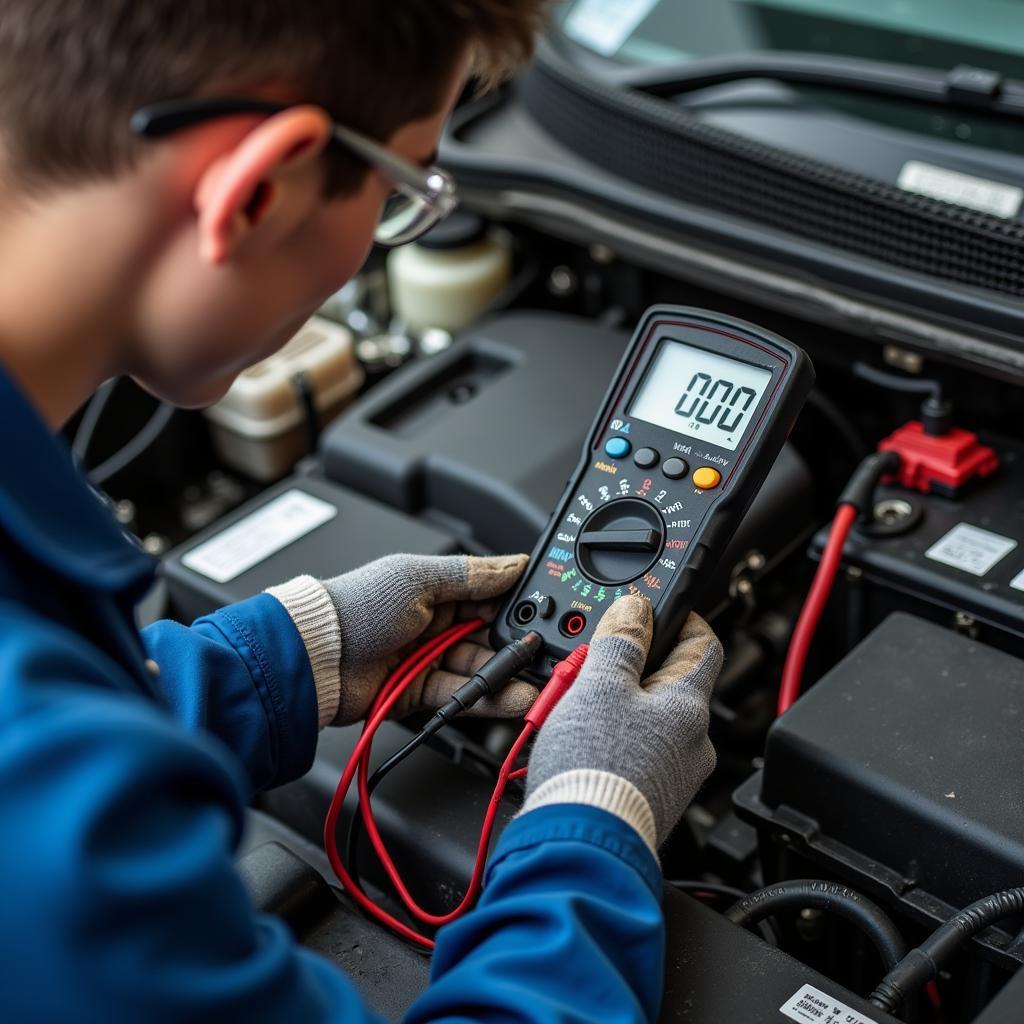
[130,97,459,247]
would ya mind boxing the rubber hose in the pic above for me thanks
[870,887,1024,1014]
[726,880,907,972]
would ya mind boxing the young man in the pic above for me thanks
[0,3,723,1021]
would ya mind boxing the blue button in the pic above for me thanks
[605,437,631,459]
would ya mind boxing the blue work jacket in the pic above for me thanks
[0,363,665,1023]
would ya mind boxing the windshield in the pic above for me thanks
[560,0,1024,72]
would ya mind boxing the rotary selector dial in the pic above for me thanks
[541,473,696,615]
[575,498,666,586]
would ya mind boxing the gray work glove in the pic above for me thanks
[522,594,722,850]
[321,553,536,725]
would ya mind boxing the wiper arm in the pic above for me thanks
[605,51,1024,120]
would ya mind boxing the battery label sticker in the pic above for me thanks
[925,523,1018,577]
[1010,569,1024,593]
[563,0,658,56]
[781,984,879,1024]
[898,160,1024,219]
[182,489,337,584]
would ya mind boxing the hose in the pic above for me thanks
[726,880,907,973]
[804,388,869,464]
[870,887,1024,1014]
[669,880,780,946]
[72,379,118,463]
[89,402,175,486]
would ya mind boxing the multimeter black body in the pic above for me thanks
[493,306,814,675]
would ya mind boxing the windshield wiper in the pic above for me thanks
[604,51,1024,120]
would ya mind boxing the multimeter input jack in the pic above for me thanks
[512,600,538,626]
[559,612,588,638]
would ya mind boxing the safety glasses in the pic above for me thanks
[130,97,459,247]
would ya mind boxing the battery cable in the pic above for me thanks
[777,451,901,716]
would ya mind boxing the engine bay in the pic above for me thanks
[70,44,1024,1023]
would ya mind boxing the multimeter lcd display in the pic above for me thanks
[629,340,773,452]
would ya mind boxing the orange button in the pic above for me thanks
[693,467,722,490]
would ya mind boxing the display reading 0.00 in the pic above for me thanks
[629,340,773,452]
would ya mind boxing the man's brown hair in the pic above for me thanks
[0,0,548,194]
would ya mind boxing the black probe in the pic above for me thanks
[345,631,542,884]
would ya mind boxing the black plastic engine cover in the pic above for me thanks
[320,311,631,555]
[736,612,1024,969]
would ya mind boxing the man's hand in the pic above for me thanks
[522,594,722,850]
[321,553,536,725]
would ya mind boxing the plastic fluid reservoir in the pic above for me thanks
[387,212,511,334]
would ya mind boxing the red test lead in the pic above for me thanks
[324,635,590,949]
[526,644,589,728]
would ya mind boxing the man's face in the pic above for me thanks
[129,69,464,408]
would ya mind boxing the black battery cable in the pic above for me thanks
[852,363,953,437]
[726,879,908,975]
[870,887,1024,1015]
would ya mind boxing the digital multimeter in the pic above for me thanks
[493,306,814,674]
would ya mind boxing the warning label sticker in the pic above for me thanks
[898,160,1024,219]
[924,523,1017,577]
[780,984,880,1024]
[182,489,337,584]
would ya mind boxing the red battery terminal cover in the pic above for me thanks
[878,421,999,496]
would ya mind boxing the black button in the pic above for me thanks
[634,447,659,469]
[663,458,689,480]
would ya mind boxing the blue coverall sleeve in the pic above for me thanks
[406,804,666,1024]
[142,596,669,1022]
[0,606,384,1024]
[142,593,319,794]
[4,599,666,1023]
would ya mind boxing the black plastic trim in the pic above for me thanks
[524,40,1024,298]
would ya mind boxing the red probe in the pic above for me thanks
[324,629,589,949]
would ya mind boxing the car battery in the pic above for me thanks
[812,432,1024,658]
[162,476,459,622]
[735,613,1024,977]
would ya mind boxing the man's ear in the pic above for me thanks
[194,106,333,265]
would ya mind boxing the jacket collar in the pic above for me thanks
[0,363,156,596]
